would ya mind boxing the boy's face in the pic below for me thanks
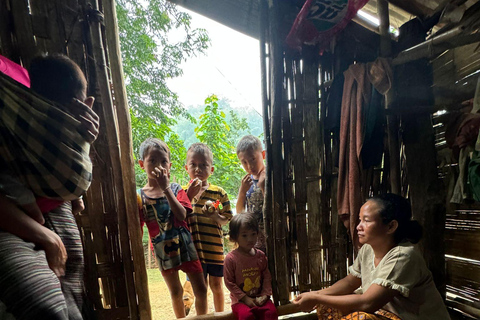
[185,151,214,182]
[139,147,171,180]
[237,148,265,177]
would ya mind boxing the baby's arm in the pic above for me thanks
[0,173,44,224]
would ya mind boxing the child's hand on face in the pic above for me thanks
[152,165,170,191]
[240,174,253,194]
[241,296,257,308]
[255,295,268,306]
[186,178,202,199]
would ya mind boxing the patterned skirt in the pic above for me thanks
[317,305,402,320]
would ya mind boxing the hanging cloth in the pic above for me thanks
[0,72,93,200]
[337,58,392,246]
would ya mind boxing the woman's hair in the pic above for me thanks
[229,213,259,242]
[370,193,423,244]
[139,138,170,161]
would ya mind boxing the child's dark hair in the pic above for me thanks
[370,193,423,244]
[229,213,259,242]
[29,54,87,106]
[139,138,170,161]
[187,143,213,164]
[236,135,262,154]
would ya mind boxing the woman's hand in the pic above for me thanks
[293,292,320,312]
[40,228,68,278]
[241,296,257,308]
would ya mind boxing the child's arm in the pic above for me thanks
[185,178,202,201]
[153,166,187,221]
[0,173,44,224]
[236,174,251,213]
[257,253,273,305]
[203,189,232,226]
[257,169,266,194]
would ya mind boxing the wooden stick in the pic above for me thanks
[268,0,289,304]
[84,0,139,317]
[103,0,152,318]
[260,0,277,304]
[378,0,401,195]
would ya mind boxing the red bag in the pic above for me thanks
[286,0,369,50]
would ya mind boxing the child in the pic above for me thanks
[224,213,277,320]
[184,142,232,312]
[137,138,207,318]
[236,135,266,252]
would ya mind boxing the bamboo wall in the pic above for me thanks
[0,1,150,319]
[432,42,480,318]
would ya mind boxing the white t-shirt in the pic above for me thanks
[349,243,451,320]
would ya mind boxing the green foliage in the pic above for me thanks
[194,95,248,197]
[116,0,209,186]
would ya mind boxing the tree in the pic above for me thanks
[194,95,249,197]
[116,0,209,186]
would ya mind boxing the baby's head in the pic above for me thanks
[185,143,214,182]
[229,213,259,244]
[29,54,87,106]
[236,135,265,177]
[138,138,171,178]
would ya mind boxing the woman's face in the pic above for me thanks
[357,200,391,246]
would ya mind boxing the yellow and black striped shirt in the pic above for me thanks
[183,183,232,265]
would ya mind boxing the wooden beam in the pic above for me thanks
[378,0,401,195]
[386,0,433,18]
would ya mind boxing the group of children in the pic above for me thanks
[136,135,277,319]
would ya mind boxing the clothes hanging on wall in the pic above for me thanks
[337,58,392,246]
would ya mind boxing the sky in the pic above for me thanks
[166,7,263,115]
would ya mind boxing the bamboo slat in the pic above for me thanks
[83,0,139,317]
[260,0,277,304]
[103,0,152,318]
[9,0,37,68]
[283,56,295,294]
[303,47,323,290]
[0,0,16,60]
[291,58,310,293]
[268,0,289,304]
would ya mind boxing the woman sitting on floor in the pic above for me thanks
[293,193,451,320]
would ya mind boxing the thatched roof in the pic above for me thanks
[168,0,478,38]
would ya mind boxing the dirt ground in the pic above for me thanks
[147,269,232,320]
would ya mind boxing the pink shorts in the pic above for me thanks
[161,259,203,276]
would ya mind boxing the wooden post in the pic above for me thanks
[292,58,310,293]
[378,0,401,195]
[103,1,152,318]
[83,0,139,317]
[260,0,278,304]
[267,0,289,305]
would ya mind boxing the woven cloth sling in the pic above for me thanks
[0,71,93,200]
